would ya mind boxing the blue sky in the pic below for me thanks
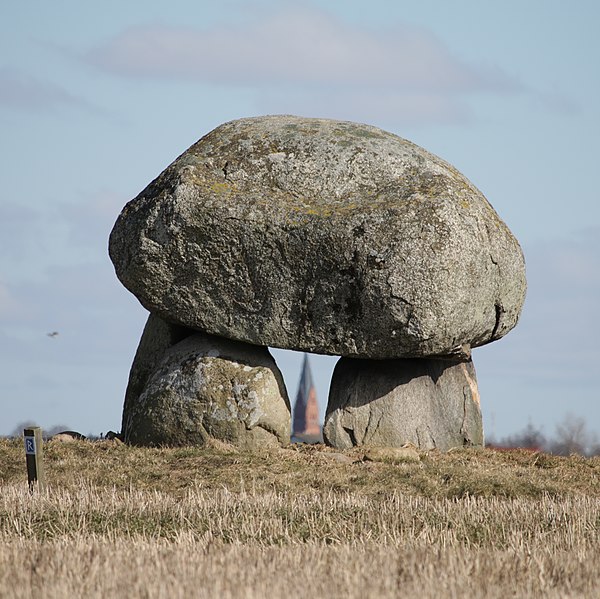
[1,0,598,440]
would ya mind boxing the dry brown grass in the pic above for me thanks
[1,438,599,598]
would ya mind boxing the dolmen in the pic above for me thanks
[109,115,526,450]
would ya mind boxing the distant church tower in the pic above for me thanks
[292,354,321,438]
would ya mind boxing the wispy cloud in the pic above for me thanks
[84,6,520,125]
[0,191,126,278]
[0,67,92,113]
[87,11,512,91]
[0,193,144,434]
[0,282,22,319]
[57,191,127,251]
[533,89,581,116]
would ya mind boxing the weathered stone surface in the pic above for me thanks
[109,115,526,358]
[323,357,483,451]
[122,314,291,448]
[121,313,193,438]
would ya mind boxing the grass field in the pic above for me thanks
[1,438,599,598]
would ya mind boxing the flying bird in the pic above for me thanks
[47,331,59,338]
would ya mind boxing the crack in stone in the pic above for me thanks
[484,223,505,343]
[416,426,435,450]
[364,409,383,445]
[490,302,504,341]
[255,422,283,443]
[342,425,358,446]
[460,389,468,437]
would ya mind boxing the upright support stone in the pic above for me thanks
[121,314,193,438]
[122,315,291,448]
[323,357,483,451]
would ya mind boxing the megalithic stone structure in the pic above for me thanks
[109,115,526,449]
[292,354,321,438]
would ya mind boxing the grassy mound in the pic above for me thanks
[1,439,599,598]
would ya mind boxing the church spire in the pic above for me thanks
[292,354,321,438]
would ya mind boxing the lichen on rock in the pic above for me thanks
[122,315,290,448]
[109,115,526,359]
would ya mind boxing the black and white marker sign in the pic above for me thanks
[25,437,36,455]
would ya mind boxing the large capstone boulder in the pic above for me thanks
[122,314,291,448]
[109,115,526,359]
[323,357,483,451]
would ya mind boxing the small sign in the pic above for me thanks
[25,437,36,455]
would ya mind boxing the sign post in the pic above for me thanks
[24,427,45,493]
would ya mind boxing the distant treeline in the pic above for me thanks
[488,414,600,457]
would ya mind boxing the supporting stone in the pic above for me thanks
[122,314,291,448]
[121,314,193,438]
[323,357,483,451]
